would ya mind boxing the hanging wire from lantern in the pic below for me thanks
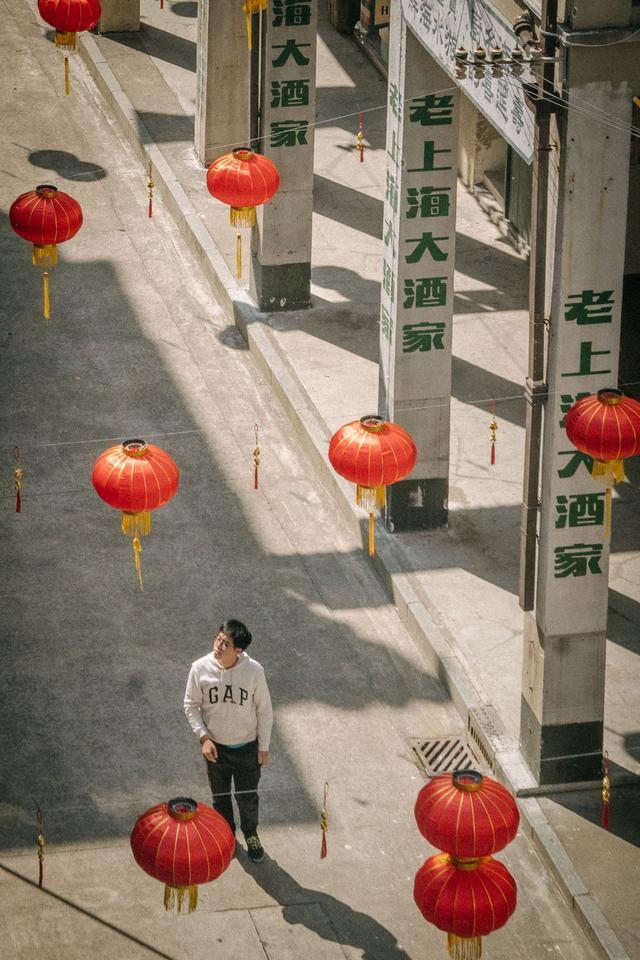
[320,781,329,859]
[489,395,497,465]
[253,424,260,489]
[601,751,610,829]
[12,446,23,513]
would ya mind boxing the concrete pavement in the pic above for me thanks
[1,1,638,959]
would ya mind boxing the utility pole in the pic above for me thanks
[518,0,557,612]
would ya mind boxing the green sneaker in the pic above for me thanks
[245,834,264,863]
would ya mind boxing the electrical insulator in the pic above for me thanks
[454,47,468,79]
[490,47,504,78]
[511,47,524,77]
[513,12,534,47]
[473,47,487,80]
[529,43,542,65]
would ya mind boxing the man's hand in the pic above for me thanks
[201,738,218,762]
[258,750,269,766]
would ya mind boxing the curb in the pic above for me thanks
[76,32,631,960]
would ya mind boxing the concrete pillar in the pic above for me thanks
[378,8,458,530]
[520,44,632,784]
[195,0,249,166]
[250,0,318,311]
[97,0,140,33]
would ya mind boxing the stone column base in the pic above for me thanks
[384,477,447,531]
[520,698,603,784]
[97,0,140,33]
[250,260,311,312]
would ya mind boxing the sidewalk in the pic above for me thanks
[13,0,640,957]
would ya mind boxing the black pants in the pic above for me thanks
[205,740,261,838]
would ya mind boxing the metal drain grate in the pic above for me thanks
[408,736,486,779]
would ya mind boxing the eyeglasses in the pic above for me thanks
[215,633,235,651]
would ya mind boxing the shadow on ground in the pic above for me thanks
[240,852,409,960]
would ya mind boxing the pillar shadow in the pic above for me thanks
[100,24,196,73]
[313,174,383,239]
[238,853,410,960]
[542,778,640,848]
[170,1,198,16]
[452,357,525,428]
[137,110,194,143]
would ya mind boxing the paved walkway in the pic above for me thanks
[1,1,638,958]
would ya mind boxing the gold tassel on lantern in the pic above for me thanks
[32,245,57,319]
[230,205,256,228]
[355,484,385,557]
[55,30,76,50]
[32,244,58,268]
[164,884,198,913]
[54,31,76,94]
[592,459,625,537]
[447,933,482,960]
[242,0,267,49]
[231,207,255,278]
[121,510,151,592]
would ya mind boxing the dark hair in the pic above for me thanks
[220,619,252,650]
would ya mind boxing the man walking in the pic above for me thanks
[184,619,273,863]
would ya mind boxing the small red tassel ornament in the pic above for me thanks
[36,805,45,888]
[489,396,497,465]
[148,162,154,218]
[601,752,610,829]
[320,782,329,859]
[253,424,260,490]
[15,469,23,512]
[12,447,22,513]
[355,113,365,162]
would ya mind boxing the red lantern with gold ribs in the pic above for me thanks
[130,797,234,913]
[565,388,640,534]
[92,439,179,591]
[328,415,417,556]
[206,148,280,278]
[415,769,520,859]
[414,852,517,960]
[38,0,102,93]
[10,184,83,320]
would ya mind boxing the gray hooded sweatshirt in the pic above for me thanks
[183,651,273,750]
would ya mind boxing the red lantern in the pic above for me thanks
[92,439,179,591]
[414,852,517,960]
[206,148,280,278]
[130,797,234,913]
[328,414,417,556]
[10,184,83,320]
[38,0,102,93]
[565,388,640,533]
[415,770,519,859]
